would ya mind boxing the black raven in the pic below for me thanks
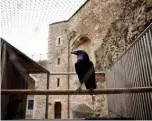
[71,50,96,91]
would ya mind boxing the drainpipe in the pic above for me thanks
[45,72,49,119]
[67,38,72,119]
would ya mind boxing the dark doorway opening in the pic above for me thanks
[54,102,61,119]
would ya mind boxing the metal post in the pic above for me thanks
[67,38,71,119]
[45,72,49,119]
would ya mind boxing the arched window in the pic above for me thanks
[54,102,61,119]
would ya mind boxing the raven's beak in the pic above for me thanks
[71,51,77,55]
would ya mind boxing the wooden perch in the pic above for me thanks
[1,87,152,95]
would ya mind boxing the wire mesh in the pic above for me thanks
[1,0,152,120]
[1,0,87,55]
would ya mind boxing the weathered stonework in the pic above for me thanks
[48,22,69,119]
[25,78,35,119]
[25,95,34,119]
[29,61,48,119]
[94,0,152,70]
[32,74,47,119]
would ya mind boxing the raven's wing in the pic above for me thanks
[75,61,96,89]
[75,62,84,85]
[84,61,96,89]
[75,61,90,84]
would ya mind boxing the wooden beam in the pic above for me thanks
[1,43,7,83]
[1,87,152,95]
[49,72,105,75]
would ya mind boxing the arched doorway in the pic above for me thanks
[54,102,61,119]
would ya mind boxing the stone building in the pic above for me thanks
[47,20,106,119]
[32,0,152,119]
[48,22,69,119]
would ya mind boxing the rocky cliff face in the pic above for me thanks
[94,0,152,70]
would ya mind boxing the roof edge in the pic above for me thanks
[49,20,69,26]
[49,0,89,26]
[1,38,49,73]
[68,0,89,21]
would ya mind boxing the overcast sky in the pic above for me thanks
[1,0,86,59]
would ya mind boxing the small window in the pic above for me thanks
[28,100,34,110]
[57,58,60,65]
[57,78,60,87]
[58,38,61,45]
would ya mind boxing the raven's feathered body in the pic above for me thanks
[71,50,96,90]
[75,60,96,89]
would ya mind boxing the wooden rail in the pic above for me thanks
[1,87,152,95]
[49,72,105,75]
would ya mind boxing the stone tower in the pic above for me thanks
[48,21,69,119]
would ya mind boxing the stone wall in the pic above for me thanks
[25,77,35,119]
[30,60,48,119]
[25,95,34,119]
